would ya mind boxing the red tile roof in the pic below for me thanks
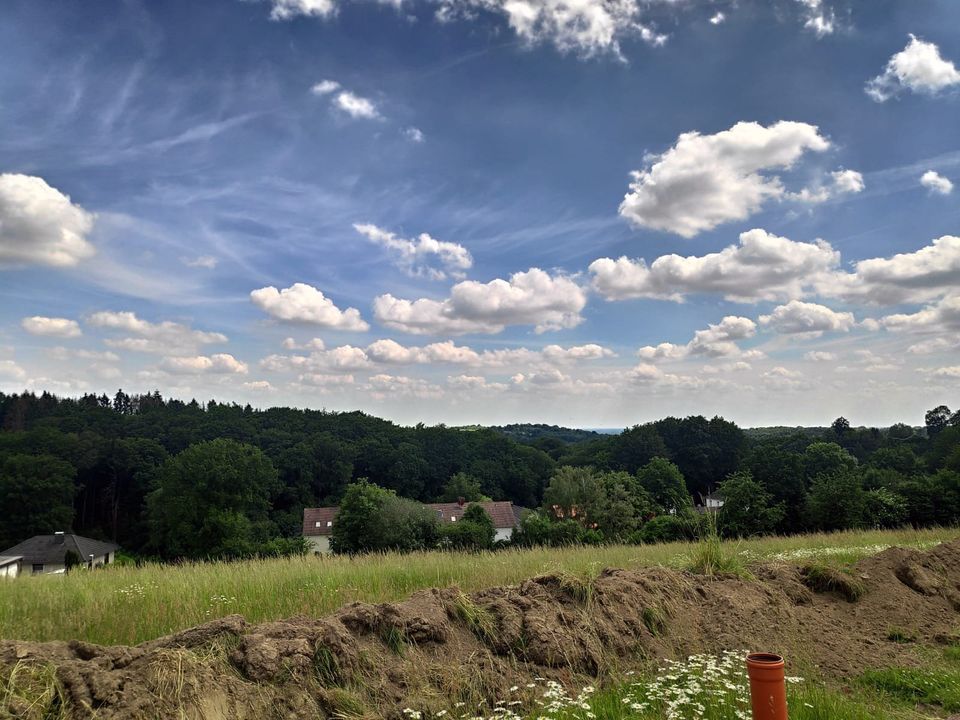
[302,501,522,536]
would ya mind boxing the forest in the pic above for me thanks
[0,390,958,559]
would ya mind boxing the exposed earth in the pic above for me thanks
[6,541,960,719]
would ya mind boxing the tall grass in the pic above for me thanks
[0,526,953,647]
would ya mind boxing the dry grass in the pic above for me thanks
[0,526,954,647]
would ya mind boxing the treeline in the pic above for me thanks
[0,390,958,559]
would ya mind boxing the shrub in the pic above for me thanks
[639,514,689,544]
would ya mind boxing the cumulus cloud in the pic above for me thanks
[921,170,954,195]
[333,90,380,119]
[541,344,616,362]
[907,337,960,355]
[261,345,372,374]
[618,121,830,237]
[931,366,960,380]
[311,79,340,95]
[435,0,666,59]
[298,373,356,387]
[353,223,473,280]
[364,338,612,367]
[0,360,26,381]
[160,353,248,375]
[804,350,837,362]
[404,127,425,143]
[591,228,839,303]
[270,0,336,20]
[250,283,369,331]
[243,380,274,391]
[709,12,725,25]
[88,311,228,354]
[282,337,326,351]
[866,35,960,102]
[758,300,856,336]
[0,174,96,268]
[373,268,586,335]
[21,316,82,338]
[822,235,960,305]
[366,373,444,399]
[881,295,960,334]
[796,0,834,37]
[638,315,756,361]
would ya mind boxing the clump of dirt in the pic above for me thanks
[5,540,960,720]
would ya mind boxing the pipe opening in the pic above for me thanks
[746,653,784,664]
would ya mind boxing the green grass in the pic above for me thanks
[0,526,953,647]
[861,666,960,711]
[800,560,867,602]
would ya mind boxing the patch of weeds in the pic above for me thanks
[801,561,866,602]
[322,686,372,719]
[555,570,596,605]
[641,606,666,636]
[886,627,916,644]
[451,592,496,643]
[861,667,960,711]
[945,645,960,664]
[314,644,344,685]
[685,534,753,579]
[380,625,408,656]
[0,661,67,720]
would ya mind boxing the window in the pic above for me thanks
[31,564,43,574]
[451,516,457,521]
[315,521,322,527]
[326,521,332,527]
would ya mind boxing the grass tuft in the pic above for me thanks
[451,592,497,643]
[800,561,866,602]
[885,627,916,644]
[0,661,67,720]
[641,606,666,636]
[861,666,960,711]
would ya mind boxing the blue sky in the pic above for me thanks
[0,0,958,427]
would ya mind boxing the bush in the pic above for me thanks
[440,504,496,551]
[639,514,689,544]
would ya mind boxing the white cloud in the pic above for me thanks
[435,0,666,59]
[796,0,834,37]
[866,35,960,102]
[50,347,119,362]
[261,345,372,374]
[709,12,724,25]
[404,127,425,143]
[243,380,274,391]
[311,79,341,96]
[0,174,96,268]
[790,169,864,204]
[270,0,336,20]
[88,311,228,354]
[541,343,615,362]
[363,338,612,367]
[881,295,960,334]
[181,255,218,269]
[0,360,26,381]
[758,300,856,336]
[250,283,369,331]
[591,228,839,303]
[333,91,380,119]
[907,337,960,355]
[366,373,444,399]
[282,337,326,351]
[639,315,756,361]
[823,235,960,305]
[299,373,356,387]
[160,353,248,375]
[804,350,837,362]
[618,121,830,237]
[830,169,865,194]
[762,366,806,389]
[921,170,954,195]
[931,366,960,380]
[21,316,82,338]
[353,223,473,280]
[373,268,586,335]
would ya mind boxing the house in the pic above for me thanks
[0,532,119,575]
[0,556,21,579]
[302,499,524,554]
[695,491,725,514]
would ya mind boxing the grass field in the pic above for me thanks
[0,526,955,647]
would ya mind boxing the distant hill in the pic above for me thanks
[489,423,605,444]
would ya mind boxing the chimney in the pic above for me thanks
[54,531,65,544]
[457,496,465,508]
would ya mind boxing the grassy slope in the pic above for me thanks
[0,527,955,647]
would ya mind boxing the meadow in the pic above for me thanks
[0,526,955,647]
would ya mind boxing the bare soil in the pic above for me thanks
[6,540,960,719]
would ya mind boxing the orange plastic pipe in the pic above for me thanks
[746,652,788,720]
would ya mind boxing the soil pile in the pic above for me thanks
[5,540,960,719]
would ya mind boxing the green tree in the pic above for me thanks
[330,480,440,554]
[716,471,784,538]
[439,472,490,503]
[146,439,278,559]
[926,405,952,439]
[609,425,667,474]
[542,466,603,523]
[442,503,496,550]
[637,457,689,514]
[863,487,908,528]
[805,470,866,531]
[0,454,76,548]
[802,442,857,480]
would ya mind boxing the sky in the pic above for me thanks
[0,0,958,429]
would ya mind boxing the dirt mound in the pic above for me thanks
[6,540,960,719]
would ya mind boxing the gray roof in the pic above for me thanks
[0,535,119,565]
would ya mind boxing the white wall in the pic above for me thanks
[0,562,19,579]
[494,527,514,543]
[307,535,331,554]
